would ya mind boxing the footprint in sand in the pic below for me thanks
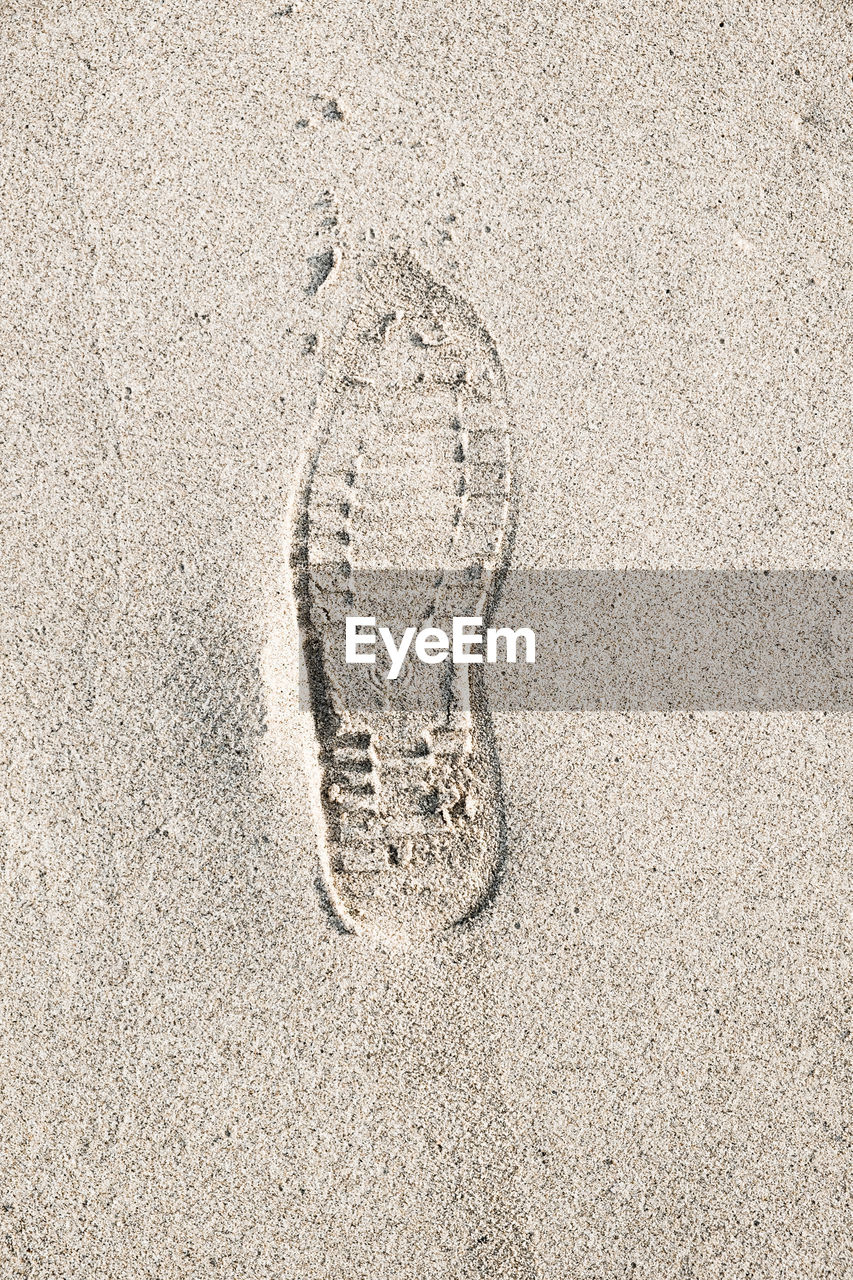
[294,245,515,942]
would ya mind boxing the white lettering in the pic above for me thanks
[379,625,417,680]
[346,617,376,664]
[345,617,535,671]
[486,626,536,664]
[452,616,483,664]
[415,627,449,664]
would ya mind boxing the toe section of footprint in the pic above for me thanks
[298,247,512,941]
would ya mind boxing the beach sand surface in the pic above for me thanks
[1,3,852,1275]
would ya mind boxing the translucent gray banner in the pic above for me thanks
[297,571,853,712]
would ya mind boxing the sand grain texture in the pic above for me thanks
[1,2,852,1276]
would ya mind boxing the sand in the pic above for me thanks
[2,2,852,1276]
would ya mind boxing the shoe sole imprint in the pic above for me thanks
[294,247,515,941]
